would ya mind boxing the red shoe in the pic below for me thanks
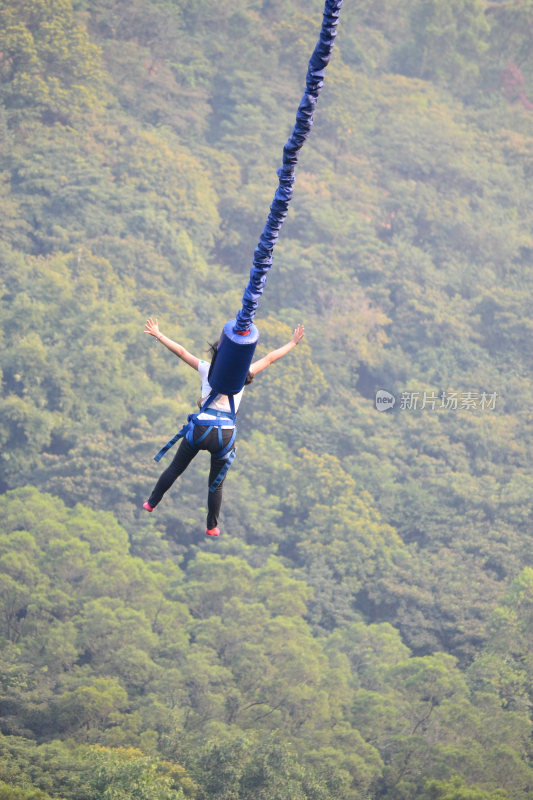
[206,527,220,537]
[143,502,154,512]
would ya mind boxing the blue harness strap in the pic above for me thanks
[154,391,238,491]
[153,423,190,463]
[209,447,236,493]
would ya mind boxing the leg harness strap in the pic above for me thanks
[154,391,237,492]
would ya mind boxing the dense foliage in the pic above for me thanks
[0,0,532,798]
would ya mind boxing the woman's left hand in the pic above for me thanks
[292,323,305,345]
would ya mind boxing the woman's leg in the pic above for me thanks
[148,436,197,508]
[202,428,235,530]
[206,455,229,529]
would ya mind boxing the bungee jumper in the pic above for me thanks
[143,319,305,535]
[142,0,343,536]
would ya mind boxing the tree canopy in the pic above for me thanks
[0,0,532,797]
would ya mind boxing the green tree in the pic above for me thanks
[391,0,489,97]
[0,780,56,800]
[54,678,129,739]
[193,735,348,800]
[81,746,193,800]
[421,776,508,800]
[0,0,105,124]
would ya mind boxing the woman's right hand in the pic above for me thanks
[144,317,161,339]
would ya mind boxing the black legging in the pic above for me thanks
[148,425,235,529]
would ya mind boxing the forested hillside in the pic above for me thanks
[0,1,532,798]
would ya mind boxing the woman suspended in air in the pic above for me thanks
[142,318,305,536]
[141,0,341,536]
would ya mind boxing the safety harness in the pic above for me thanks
[154,390,237,493]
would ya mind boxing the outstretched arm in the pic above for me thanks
[250,324,305,377]
[144,318,199,370]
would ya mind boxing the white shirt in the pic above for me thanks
[196,360,244,427]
